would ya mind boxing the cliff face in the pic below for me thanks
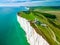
[17,16,49,45]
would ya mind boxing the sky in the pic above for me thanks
[0,0,60,2]
[0,0,60,6]
[31,0,60,1]
[0,0,26,3]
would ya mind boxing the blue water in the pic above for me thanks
[0,7,30,45]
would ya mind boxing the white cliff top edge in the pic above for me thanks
[17,16,49,45]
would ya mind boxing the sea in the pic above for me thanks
[0,7,30,45]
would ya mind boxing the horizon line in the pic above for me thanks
[0,1,60,7]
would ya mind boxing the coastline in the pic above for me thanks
[17,15,49,45]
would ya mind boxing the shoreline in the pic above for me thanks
[17,15,49,45]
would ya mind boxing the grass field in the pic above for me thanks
[18,6,60,45]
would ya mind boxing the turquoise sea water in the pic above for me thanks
[0,7,30,45]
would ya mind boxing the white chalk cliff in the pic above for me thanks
[17,16,49,45]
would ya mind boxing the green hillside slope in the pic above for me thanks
[18,7,60,45]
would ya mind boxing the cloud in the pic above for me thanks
[31,0,60,1]
[0,0,60,3]
[0,1,60,6]
[0,0,26,3]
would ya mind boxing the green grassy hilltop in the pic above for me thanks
[18,6,60,45]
